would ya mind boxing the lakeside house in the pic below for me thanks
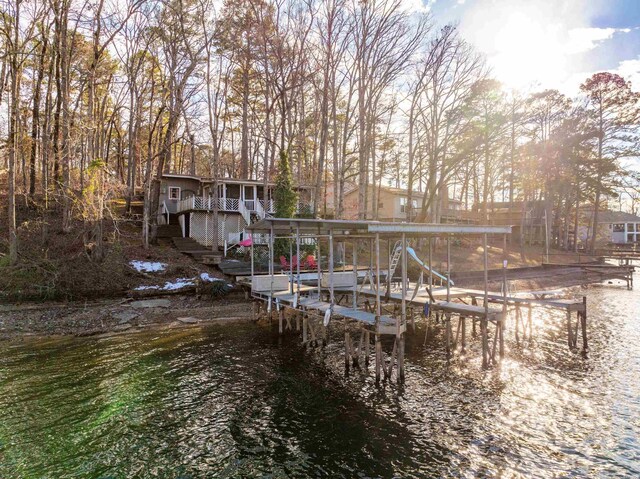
[158,173,314,249]
[341,185,475,223]
[578,209,640,245]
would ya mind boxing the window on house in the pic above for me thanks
[399,197,417,213]
[613,224,625,232]
[168,186,181,200]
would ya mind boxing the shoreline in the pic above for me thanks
[1,264,632,341]
[0,293,254,341]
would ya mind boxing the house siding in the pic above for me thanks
[159,177,201,213]
[189,212,247,247]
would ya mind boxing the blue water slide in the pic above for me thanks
[405,246,454,286]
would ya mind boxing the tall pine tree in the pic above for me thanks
[274,150,297,218]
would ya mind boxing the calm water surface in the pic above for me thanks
[0,281,639,478]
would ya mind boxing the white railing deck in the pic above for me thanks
[177,196,312,219]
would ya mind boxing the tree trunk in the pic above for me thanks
[240,56,250,179]
[59,0,72,233]
[29,32,47,198]
[7,25,20,264]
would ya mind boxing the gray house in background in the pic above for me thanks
[579,209,640,246]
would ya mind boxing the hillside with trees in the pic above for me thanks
[1,0,640,297]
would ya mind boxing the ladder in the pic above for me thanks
[388,240,406,279]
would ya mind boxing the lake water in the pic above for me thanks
[0,281,638,478]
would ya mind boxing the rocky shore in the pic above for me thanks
[0,294,252,340]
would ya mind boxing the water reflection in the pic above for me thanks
[0,281,638,478]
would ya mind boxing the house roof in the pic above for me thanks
[591,210,640,224]
[246,217,511,236]
[343,184,463,203]
[161,173,313,189]
[161,173,202,182]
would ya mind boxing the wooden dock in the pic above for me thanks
[244,218,598,382]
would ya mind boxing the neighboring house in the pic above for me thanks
[158,173,314,249]
[342,185,475,223]
[322,181,358,218]
[578,210,640,245]
[474,201,546,244]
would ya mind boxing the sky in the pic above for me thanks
[418,0,640,94]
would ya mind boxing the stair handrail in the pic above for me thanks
[161,201,170,224]
[238,199,251,225]
[256,200,274,219]
[255,199,266,219]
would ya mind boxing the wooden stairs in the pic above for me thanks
[171,237,222,265]
[157,212,182,239]
[158,213,223,265]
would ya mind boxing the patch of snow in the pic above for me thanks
[199,272,223,283]
[134,273,231,292]
[130,260,167,273]
[164,278,196,290]
[134,277,195,291]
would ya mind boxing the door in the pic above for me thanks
[243,185,255,211]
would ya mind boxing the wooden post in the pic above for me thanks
[445,313,452,358]
[352,240,358,310]
[375,233,381,320]
[289,238,294,295]
[329,229,334,308]
[461,316,466,353]
[316,231,321,298]
[375,333,382,382]
[296,224,301,294]
[250,231,254,277]
[482,233,489,367]
[446,236,451,302]
[500,233,507,359]
[514,304,520,345]
[278,306,284,335]
[424,236,433,346]
[398,335,405,381]
[399,233,407,380]
[303,314,308,344]
[483,233,489,317]
[581,296,588,352]
[428,236,433,293]
[365,330,370,365]
[481,319,489,368]
[566,310,573,349]
[345,330,350,371]
[401,233,407,324]
[269,224,275,319]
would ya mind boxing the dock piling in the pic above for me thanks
[375,334,382,382]
[581,296,588,352]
